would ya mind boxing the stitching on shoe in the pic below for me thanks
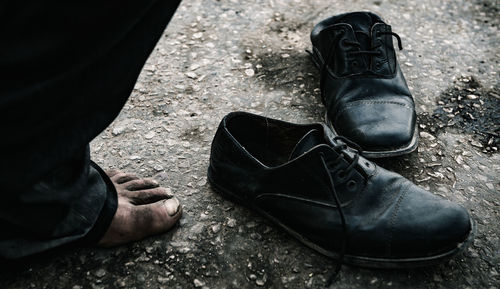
[386,181,411,257]
[255,193,351,209]
[334,100,412,123]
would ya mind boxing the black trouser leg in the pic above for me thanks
[0,0,182,259]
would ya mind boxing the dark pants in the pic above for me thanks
[0,0,181,259]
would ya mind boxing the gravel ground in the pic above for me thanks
[1,0,499,288]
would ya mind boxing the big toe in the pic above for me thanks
[134,197,182,237]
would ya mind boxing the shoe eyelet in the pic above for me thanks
[365,162,371,168]
[375,61,381,69]
[336,170,346,180]
[347,180,357,191]
[352,60,358,67]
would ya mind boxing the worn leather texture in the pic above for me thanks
[310,12,417,156]
[208,112,472,264]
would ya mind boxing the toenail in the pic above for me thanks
[164,198,180,216]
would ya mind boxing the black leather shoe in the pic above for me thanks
[310,12,418,158]
[208,112,473,268]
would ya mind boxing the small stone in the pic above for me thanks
[466,94,478,100]
[256,278,266,286]
[94,269,106,278]
[157,276,169,284]
[112,126,126,136]
[249,274,257,280]
[419,131,436,141]
[245,69,255,77]
[153,164,164,171]
[178,247,191,253]
[192,32,203,39]
[211,224,221,233]
[281,53,290,58]
[144,131,156,139]
[193,279,205,287]
[470,140,483,148]
[227,218,237,227]
[246,221,258,228]
[186,72,198,79]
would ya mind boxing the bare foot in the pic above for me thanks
[98,170,182,247]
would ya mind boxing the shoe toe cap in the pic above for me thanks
[389,185,472,258]
[334,101,416,152]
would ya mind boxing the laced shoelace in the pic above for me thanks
[318,136,363,287]
[311,29,404,101]
[346,30,403,56]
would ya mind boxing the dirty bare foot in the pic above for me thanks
[98,170,182,247]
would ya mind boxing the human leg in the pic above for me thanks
[0,0,183,259]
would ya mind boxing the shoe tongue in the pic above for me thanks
[339,12,374,49]
[289,129,325,160]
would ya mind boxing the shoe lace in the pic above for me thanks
[314,30,403,101]
[318,136,363,286]
[346,30,403,56]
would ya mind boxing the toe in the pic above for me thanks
[105,169,122,178]
[111,172,141,184]
[127,187,175,205]
[133,198,182,237]
[123,178,160,190]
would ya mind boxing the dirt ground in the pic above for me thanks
[1,0,498,288]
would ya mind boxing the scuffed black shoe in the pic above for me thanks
[310,12,418,158]
[208,112,473,268]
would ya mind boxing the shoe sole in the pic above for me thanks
[310,47,419,158]
[208,166,475,269]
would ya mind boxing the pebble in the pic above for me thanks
[211,224,221,233]
[192,32,203,39]
[420,131,436,141]
[112,126,126,136]
[186,72,198,79]
[246,221,258,228]
[144,131,156,139]
[470,140,483,148]
[227,218,237,227]
[245,69,255,77]
[94,269,106,278]
[193,279,205,287]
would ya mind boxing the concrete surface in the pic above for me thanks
[1,0,499,288]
